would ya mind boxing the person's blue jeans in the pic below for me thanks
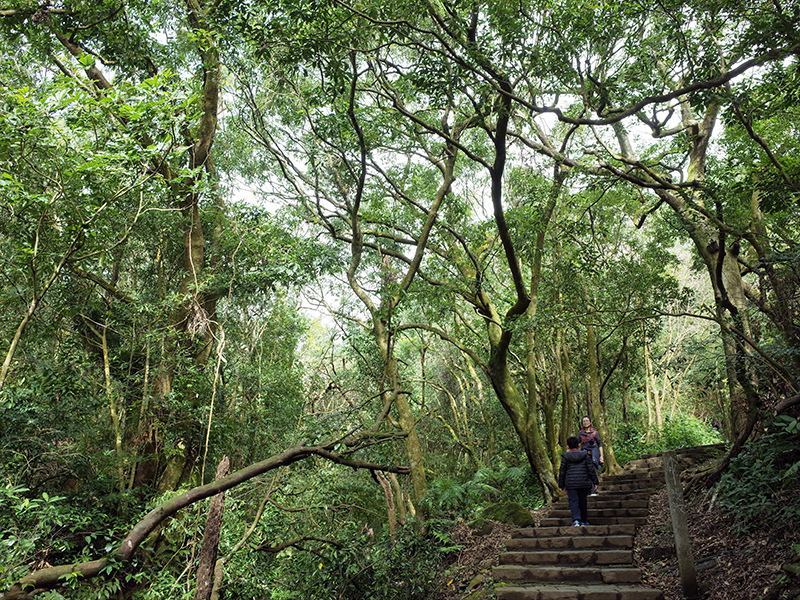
[567,488,590,523]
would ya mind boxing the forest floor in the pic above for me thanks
[634,487,799,600]
[430,484,800,600]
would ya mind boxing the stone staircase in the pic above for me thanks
[493,444,725,600]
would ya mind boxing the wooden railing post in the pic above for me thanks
[663,450,699,599]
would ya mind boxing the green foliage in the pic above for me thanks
[0,482,142,598]
[257,525,444,600]
[1,0,799,598]
[652,413,723,453]
[480,502,535,527]
[421,466,540,520]
[0,486,66,587]
[717,417,800,534]
[612,421,651,466]
[332,530,441,600]
[774,414,800,436]
[613,413,723,465]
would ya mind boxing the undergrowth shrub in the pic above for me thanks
[614,412,723,466]
[613,422,647,466]
[716,415,800,534]
[253,525,443,600]
[421,466,540,520]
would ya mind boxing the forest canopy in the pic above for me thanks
[1,0,799,598]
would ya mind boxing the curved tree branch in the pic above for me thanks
[774,394,800,415]
[1,443,409,600]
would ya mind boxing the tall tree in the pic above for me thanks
[544,0,800,464]
[0,0,228,490]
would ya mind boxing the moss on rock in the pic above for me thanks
[480,502,535,527]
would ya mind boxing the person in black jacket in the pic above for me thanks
[558,435,599,526]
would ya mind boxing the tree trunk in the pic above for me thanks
[193,457,230,600]
[557,327,573,458]
[375,471,397,539]
[488,353,560,502]
[585,320,620,473]
[101,323,126,495]
[154,0,223,491]
[388,473,407,524]
[478,297,557,499]
[0,228,84,391]
[648,101,758,444]
[540,373,559,478]
[525,171,563,488]
[339,61,463,512]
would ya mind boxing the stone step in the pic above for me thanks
[598,488,660,497]
[608,464,666,474]
[506,534,633,551]
[604,471,665,482]
[493,564,644,584]
[552,499,650,509]
[579,493,653,503]
[493,445,728,600]
[546,506,648,525]
[639,443,726,461]
[540,516,647,527]
[495,583,664,600]
[585,486,654,494]
[622,459,664,467]
[548,507,649,519]
[611,474,661,483]
[499,548,633,565]
[512,524,638,538]
[592,491,658,500]
[594,483,655,492]
[604,471,664,481]
[601,481,661,491]
[616,472,662,481]
[624,457,665,468]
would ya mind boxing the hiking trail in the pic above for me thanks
[492,444,725,600]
